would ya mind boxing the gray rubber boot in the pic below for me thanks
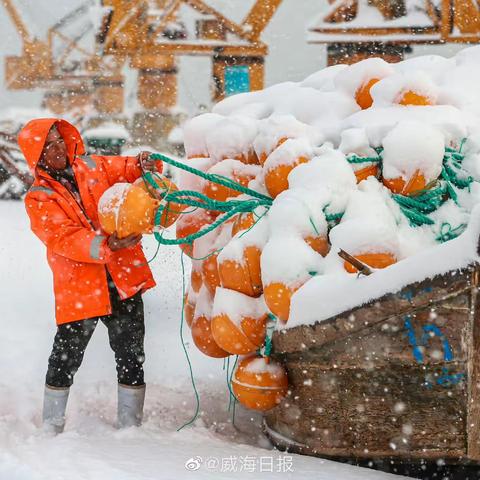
[42,385,69,434]
[117,384,146,428]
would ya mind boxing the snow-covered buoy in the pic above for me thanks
[98,183,160,238]
[263,139,312,198]
[218,244,262,298]
[190,287,229,358]
[211,288,267,355]
[232,356,288,411]
[175,210,217,257]
[202,160,260,202]
[382,121,444,195]
[134,175,184,228]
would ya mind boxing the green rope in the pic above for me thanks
[141,167,271,249]
[149,153,272,202]
[392,182,447,227]
[309,217,320,236]
[153,202,264,246]
[439,144,473,200]
[225,355,239,426]
[346,153,382,165]
[389,141,474,233]
[145,146,474,255]
[322,204,344,228]
[436,222,467,242]
[259,313,277,358]
[177,251,201,431]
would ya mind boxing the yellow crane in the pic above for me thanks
[3,0,282,144]
[3,0,53,89]
[309,0,480,65]
[3,0,120,115]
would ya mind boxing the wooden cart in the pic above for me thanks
[265,265,480,463]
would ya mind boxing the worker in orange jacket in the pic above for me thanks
[19,118,161,433]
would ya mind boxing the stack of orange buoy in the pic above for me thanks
[176,52,476,412]
[178,179,289,411]
[178,119,296,411]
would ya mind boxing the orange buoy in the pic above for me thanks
[397,90,433,106]
[355,78,380,110]
[218,245,263,297]
[191,315,229,358]
[263,282,300,323]
[232,356,288,411]
[233,151,260,166]
[232,212,256,236]
[264,156,309,199]
[211,288,268,355]
[202,253,221,296]
[190,287,229,358]
[383,169,427,195]
[134,176,184,228]
[258,137,288,166]
[191,265,203,293]
[98,183,160,238]
[263,138,314,199]
[184,293,196,328]
[304,235,330,257]
[354,164,379,183]
[176,210,217,257]
[202,160,259,202]
[344,252,397,274]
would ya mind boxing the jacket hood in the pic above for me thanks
[18,118,86,173]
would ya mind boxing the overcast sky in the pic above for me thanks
[0,0,465,114]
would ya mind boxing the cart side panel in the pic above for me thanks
[267,269,476,460]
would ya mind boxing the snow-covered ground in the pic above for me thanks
[0,201,406,479]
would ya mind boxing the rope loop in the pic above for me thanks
[149,153,273,202]
[141,159,272,247]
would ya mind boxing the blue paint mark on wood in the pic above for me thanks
[403,315,465,387]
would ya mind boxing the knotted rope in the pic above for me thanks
[390,142,472,237]
[142,154,272,251]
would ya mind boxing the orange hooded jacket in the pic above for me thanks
[20,118,157,325]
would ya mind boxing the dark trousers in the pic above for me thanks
[46,280,145,388]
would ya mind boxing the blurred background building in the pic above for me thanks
[0,0,477,197]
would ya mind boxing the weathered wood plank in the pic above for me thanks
[266,364,467,459]
[275,301,470,368]
[467,269,480,460]
[273,267,473,355]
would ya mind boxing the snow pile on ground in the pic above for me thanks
[0,202,405,480]
[179,47,480,331]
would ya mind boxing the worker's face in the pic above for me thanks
[41,128,68,171]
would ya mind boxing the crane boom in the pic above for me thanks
[3,0,32,44]
[242,0,282,41]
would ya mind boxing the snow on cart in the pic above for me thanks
[97,46,480,462]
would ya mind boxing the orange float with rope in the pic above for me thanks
[98,183,160,238]
[231,355,288,412]
[133,175,185,228]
